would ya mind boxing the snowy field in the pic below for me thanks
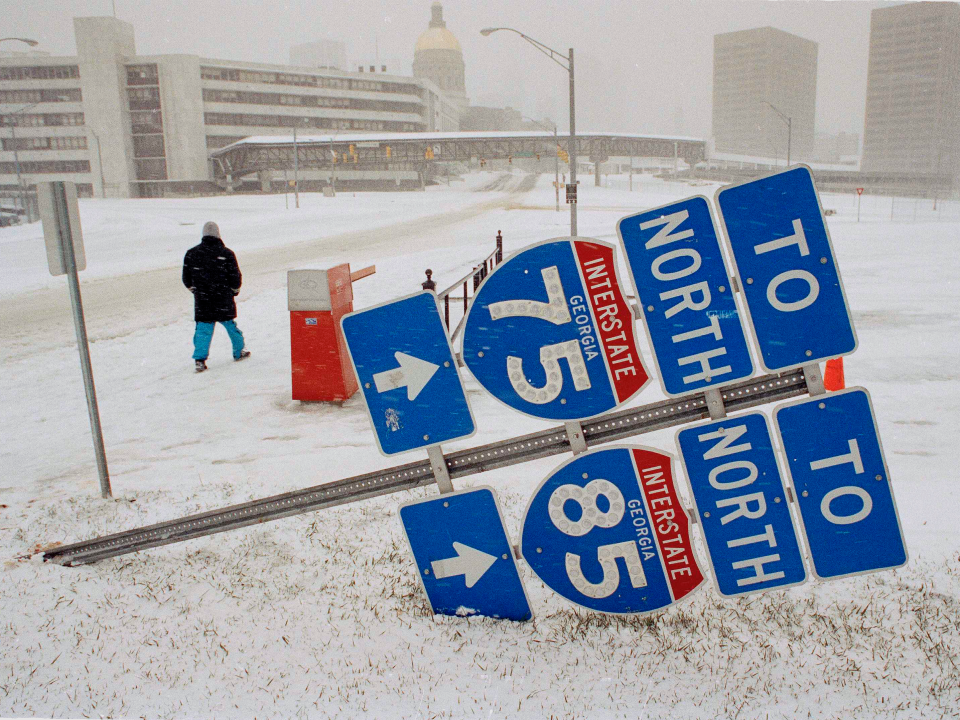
[1,172,958,719]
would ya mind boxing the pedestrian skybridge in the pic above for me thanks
[209,131,707,184]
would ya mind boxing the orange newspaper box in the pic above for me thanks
[288,264,358,402]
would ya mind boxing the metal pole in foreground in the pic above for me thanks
[293,125,300,209]
[554,125,560,212]
[568,47,577,237]
[51,182,111,498]
[8,120,28,222]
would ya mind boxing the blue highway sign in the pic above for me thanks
[399,487,532,621]
[618,196,754,396]
[715,166,857,372]
[676,412,806,597]
[462,237,649,421]
[774,388,907,580]
[521,446,704,614]
[341,291,475,456]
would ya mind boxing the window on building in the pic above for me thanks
[133,134,165,158]
[126,64,159,86]
[135,158,168,180]
[0,65,80,81]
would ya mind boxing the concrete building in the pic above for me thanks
[413,3,468,109]
[1,17,461,199]
[712,26,818,161]
[861,2,960,178]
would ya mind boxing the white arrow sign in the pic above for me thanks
[372,351,439,401]
[430,542,497,588]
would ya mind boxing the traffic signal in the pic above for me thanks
[332,151,338,164]
[508,155,513,164]
[353,153,358,164]
[536,153,541,161]
[425,147,434,160]
[349,144,355,155]
[385,145,392,159]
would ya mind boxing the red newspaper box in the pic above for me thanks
[288,264,358,402]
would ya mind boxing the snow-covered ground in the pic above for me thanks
[1,172,958,719]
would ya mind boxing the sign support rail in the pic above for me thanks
[43,370,809,567]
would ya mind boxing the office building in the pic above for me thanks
[712,26,818,161]
[1,17,461,199]
[861,2,960,177]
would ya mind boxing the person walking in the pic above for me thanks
[182,221,250,372]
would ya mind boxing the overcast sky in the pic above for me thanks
[3,0,899,137]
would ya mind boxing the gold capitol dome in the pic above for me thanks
[415,3,462,53]
[413,2,467,102]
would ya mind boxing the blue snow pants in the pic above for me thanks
[193,320,245,361]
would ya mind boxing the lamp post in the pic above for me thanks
[4,101,40,222]
[762,100,792,167]
[481,27,578,236]
[523,116,560,212]
[87,127,107,198]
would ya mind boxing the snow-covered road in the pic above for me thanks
[1,172,958,719]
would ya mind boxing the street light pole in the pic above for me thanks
[4,101,40,222]
[762,100,792,167]
[87,128,106,198]
[522,116,560,212]
[481,27,577,236]
[293,124,300,209]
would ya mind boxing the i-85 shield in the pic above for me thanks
[462,237,650,421]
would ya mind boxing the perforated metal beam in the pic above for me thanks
[43,369,807,566]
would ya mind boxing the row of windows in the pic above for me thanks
[0,65,80,81]
[0,88,82,104]
[1,113,85,127]
[203,112,421,132]
[201,88,422,114]
[1,136,88,151]
[0,160,90,174]
[126,64,159,86]
[200,66,420,96]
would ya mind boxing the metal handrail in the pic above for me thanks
[426,231,504,342]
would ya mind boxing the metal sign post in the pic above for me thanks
[38,181,111,498]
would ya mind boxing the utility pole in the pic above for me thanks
[293,125,300,209]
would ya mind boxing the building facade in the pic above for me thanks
[712,26,818,161]
[413,3,468,109]
[861,2,960,178]
[1,17,461,199]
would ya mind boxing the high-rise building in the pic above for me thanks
[1,17,460,199]
[712,27,818,161]
[861,2,960,178]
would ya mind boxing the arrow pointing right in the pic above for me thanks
[430,542,497,588]
[372,352,439,401]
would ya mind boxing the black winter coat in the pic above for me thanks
[182,236,242,322]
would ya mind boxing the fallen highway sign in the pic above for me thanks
[399,486,532,621]
[676,412,806,597]
[521,446,703,614]
[715,166,857,372]
[774,387,907,580]
[341,291,475,455]
[618,196,754,396]
[462,237,649,421]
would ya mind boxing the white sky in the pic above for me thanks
[2,0,900,137]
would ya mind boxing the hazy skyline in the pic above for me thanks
[3,0,899,137]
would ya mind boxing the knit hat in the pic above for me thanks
[202,221,220,238]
